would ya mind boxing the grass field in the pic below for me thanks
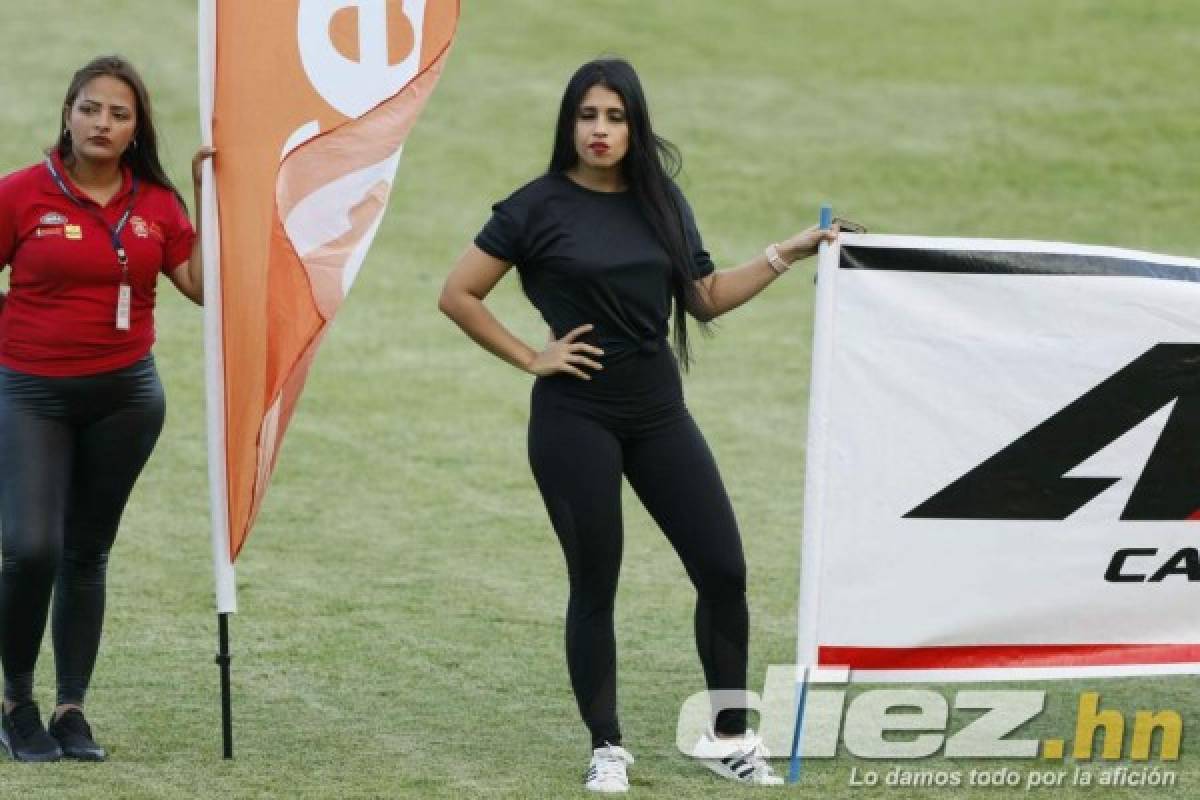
[2,0,1199,797]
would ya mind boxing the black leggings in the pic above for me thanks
[0,355,165,707]
[527,346,748,748]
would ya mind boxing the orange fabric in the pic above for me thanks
[211,0,459,558]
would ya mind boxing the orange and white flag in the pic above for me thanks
[198,0,459,610]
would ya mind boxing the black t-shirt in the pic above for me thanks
[475,172,714,360]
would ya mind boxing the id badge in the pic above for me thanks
[116,283,132,331]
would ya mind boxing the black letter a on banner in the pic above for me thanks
[907,344,1200,520]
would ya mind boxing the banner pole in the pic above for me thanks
[790,203,835,783]
[199,0,237,758]
[786,665,810,783]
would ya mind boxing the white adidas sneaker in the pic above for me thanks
[585,743,635,793]
[692,728,784,786]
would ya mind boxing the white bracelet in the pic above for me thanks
[765,243,790,275]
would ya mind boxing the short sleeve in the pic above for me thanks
[673,186,715,279]
[0,174,18,268]
[161,194,197,272]
[474,197,525,264]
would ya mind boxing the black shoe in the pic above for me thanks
[0,702,63,762]
[47,708,106,762]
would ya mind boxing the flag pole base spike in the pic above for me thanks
[216,612,234,759]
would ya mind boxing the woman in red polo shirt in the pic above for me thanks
[0,55,211,762]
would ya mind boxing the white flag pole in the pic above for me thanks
[790,203,836,783]
[198,0,236,759]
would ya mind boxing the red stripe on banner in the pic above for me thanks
[818,644,1200,669]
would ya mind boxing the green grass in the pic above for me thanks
[2,0,1199,796]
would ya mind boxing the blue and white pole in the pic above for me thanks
[788,203,833,784]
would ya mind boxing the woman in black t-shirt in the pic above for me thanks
[439,58,834,793]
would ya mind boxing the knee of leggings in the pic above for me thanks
[2,538,61,582]
[695,561,748,602]
[566,579,619,620]
[60,545,112,572]
[567,562,621,597]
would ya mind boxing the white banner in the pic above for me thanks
[799,234,1200,681]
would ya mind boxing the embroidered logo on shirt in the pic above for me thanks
[35,226,65,238]
[64,224,83,240]
[39,212,68,226]
[131,216,150,238]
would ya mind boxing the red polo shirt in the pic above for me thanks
[0,151,195,376]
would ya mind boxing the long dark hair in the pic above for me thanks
[547,58,707,369]
[55,55,184,207]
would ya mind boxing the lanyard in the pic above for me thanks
[43,156,139,275]
[45,156,140,330]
